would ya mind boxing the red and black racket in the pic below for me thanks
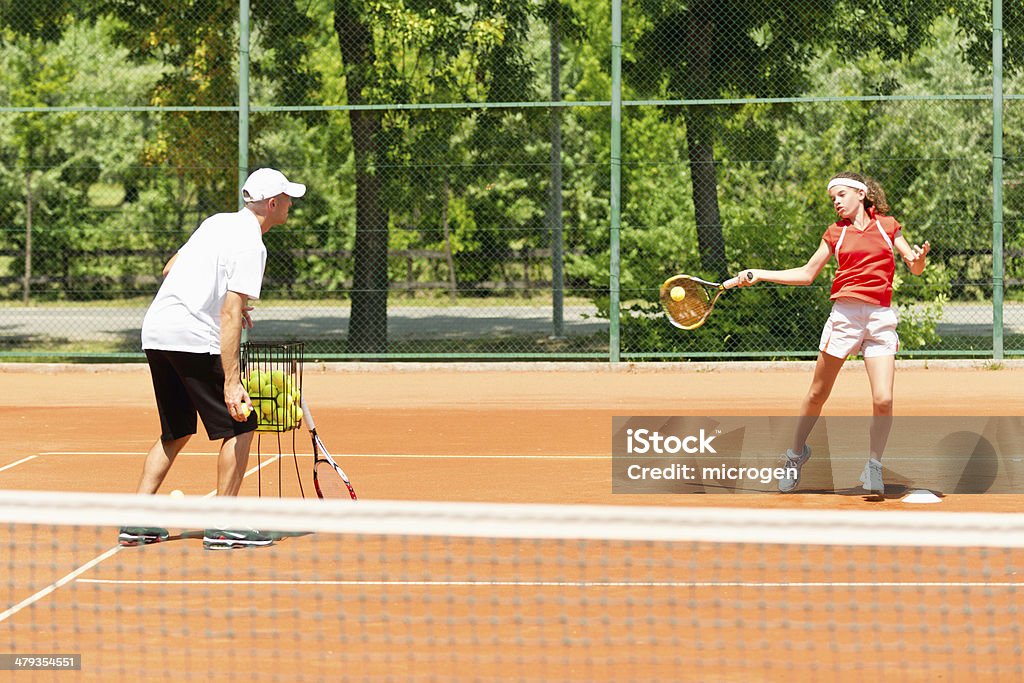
[300,396,357,500]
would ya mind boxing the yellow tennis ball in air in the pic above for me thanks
[670,286,686,301]
[169,489,184,498]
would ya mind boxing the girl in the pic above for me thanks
[736,171,929,494]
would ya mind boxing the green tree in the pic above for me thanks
[0,18,161,301]
[332,0,547,353]
[625,0,1008,282]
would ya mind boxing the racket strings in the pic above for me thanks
[661,278,713,329]
[312,433,358,500]
[313,459,352,498]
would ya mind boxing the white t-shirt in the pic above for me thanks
[142,209,267,354]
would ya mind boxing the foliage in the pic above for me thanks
[0,1,1018,358]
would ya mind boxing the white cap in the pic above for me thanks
[242,168,306,202]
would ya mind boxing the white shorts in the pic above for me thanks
[819,300,899,359]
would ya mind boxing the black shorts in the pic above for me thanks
[145,349,258,441]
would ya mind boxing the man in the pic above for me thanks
[119,168,305,550]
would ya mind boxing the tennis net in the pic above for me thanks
[1,490,1022,681]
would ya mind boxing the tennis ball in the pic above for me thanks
[169,489,184,498]
[240,403,252,418]
[271,370,286,392]
[276,393,290,411]
[670,286,686,301]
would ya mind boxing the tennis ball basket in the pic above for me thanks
[240,341,304,433]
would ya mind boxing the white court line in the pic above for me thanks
[75,579,1024,589]
[39,451,606,459]
[0,456,280,624]
[202,454,281,498]
[0,547,122,623]
[38,451,291,457]
[0,455,37,474]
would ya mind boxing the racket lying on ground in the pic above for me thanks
[300,396,358,500]
[659,271,753,330]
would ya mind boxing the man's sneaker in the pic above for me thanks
[203,528,274,550]
[778,445,811,493]
[118,526,170,547]
[859,458,884,493]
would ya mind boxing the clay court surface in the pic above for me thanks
[2,361,1023,680]
[3,360,1023,510]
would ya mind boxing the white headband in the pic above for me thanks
[827,178,868,193]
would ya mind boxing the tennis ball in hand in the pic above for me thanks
[240,403,252,418]
[670,286,686,301]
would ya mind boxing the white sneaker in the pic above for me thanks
[778,445,811,493]
[859,458,884,493]
[203,527,274,550]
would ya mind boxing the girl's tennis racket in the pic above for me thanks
[660,271,752,330]
[300,396,358,500]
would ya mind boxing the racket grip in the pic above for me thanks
[722,271,753,289]
[299,395,316,431]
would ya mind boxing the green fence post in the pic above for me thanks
[239,0,251,347]
[609,0,622,363]
[238,0,251,208]
[992,0,1004,360]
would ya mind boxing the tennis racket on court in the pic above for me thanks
[300,396,358,500]
[660,271,753,330]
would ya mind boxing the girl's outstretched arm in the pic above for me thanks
[736,240,832,287]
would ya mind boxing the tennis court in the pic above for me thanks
[2,362,1023,680]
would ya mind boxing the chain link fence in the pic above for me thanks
[0,0,1020,361]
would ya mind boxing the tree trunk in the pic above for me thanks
[23,171,32,304]
[684,7,727,279]
[441,178,457,303]
[548,6,565,337]
[684,108,727,278]
[335,1,389,354]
